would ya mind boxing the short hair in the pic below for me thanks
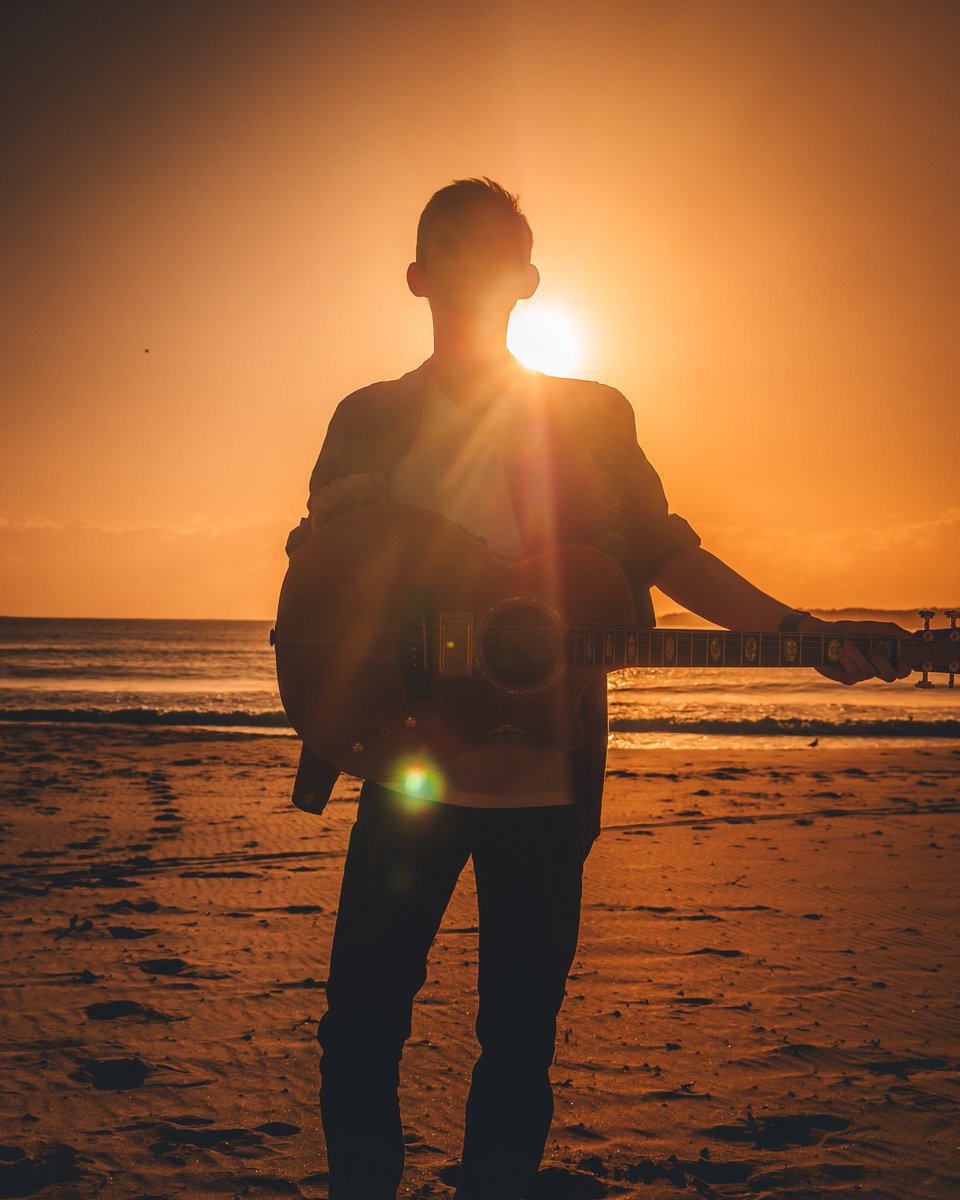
[415,177,533,265]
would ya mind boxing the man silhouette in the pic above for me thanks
[285,178,908,1200]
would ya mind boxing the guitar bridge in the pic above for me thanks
[439,614,473,676]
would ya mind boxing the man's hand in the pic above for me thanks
[796,615,913,686]
[308,473,388,532]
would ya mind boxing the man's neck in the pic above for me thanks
[428,310,520,408]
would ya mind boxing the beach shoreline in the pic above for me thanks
[1,724,957,1198]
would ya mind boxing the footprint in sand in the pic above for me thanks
[107,926,157,940]
[70,969,102,984]
[84,999,176,1022]
[147,1124,266,1158]
[53,915,93,940]
[137,957,189,976]
[562,1121,606,1142]
[0,1143,88,1195]
[703,1111,850,1150]
[681,1158,754,1186]
[99,898,160,915]
[256,1122,301,1137]
[70,1056,149,1090]
[542,1167,609,1197]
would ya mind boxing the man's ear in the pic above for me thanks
[518,263,540,300]
[406,261,427,297]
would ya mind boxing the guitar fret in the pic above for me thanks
[564,627,904,676]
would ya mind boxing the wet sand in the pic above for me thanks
[1,724,957,1199]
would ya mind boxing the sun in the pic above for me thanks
[507,302,585,377]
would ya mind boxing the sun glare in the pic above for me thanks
[508,303,585,377]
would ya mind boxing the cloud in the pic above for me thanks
[691,507,960,609]
[0,516,293,618]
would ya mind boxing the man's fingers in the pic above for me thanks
[866,647,898,683]
[838,641,875,685]
[812,623,912,687]
[816,656,860,686]
[830,640,907,685]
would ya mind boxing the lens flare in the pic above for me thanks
[405,765,427,794]
[389,755,445,808]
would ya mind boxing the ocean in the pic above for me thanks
[0,616,957,749]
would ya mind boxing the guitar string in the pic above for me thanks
[275,630,901,669]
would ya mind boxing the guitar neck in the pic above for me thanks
[567,627,899,672]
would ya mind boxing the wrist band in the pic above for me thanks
[778,609,811,633]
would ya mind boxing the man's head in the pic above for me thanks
[407,178,539,316]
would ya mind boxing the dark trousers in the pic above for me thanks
[317,781,584,1200]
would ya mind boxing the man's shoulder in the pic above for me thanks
[335,364,429,418]
[534,371,625,404]
[317,365,429,475]
[533,373,633,428]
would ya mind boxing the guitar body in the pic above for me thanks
[274,505,636,785]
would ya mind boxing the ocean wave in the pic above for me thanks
[0,706,957,739]
[0,657,272,676]
[0,707,291,728]
[609,716,960,738]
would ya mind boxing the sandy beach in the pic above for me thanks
[1,723,957,1199]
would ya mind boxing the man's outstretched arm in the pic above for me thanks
[653,545,912,686]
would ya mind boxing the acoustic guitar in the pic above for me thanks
[272,505,958,788]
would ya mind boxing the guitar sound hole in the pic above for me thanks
[479,603,563,690]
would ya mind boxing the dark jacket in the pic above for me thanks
[284,363,699,851]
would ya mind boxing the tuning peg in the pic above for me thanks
[949,673,955,689]
[915,665,935,689]
[918,608,936,640]
[945,609,960,641]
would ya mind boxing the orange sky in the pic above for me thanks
[2,0,958,618]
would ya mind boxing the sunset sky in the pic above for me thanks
[2,0,957,619]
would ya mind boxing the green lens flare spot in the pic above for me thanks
[391,756,445,807]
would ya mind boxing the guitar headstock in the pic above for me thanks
[903,609,960,689]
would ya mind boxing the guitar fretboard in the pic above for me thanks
[566,628,899,672]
